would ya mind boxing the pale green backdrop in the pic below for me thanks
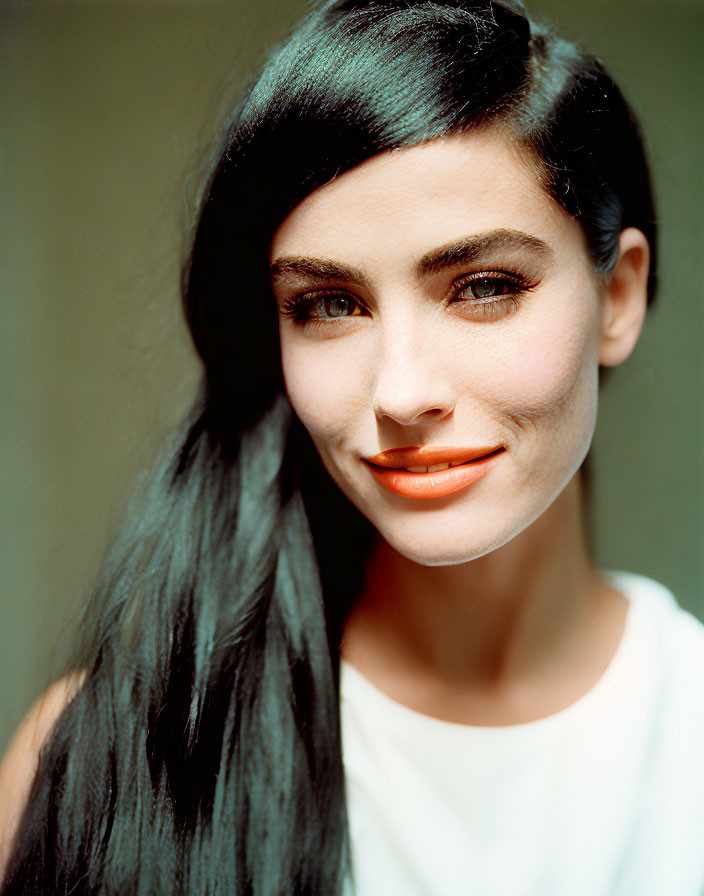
[1,0,702,752]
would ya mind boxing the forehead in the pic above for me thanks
[270,128,586,269]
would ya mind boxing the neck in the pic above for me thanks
[341,471,627,723]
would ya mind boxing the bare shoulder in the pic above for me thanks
[0,670,87,879]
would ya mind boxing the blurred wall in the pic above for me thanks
[1,0,702,752]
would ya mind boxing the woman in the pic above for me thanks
[1,0,703,893]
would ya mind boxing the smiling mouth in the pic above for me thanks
[363,447,505,499]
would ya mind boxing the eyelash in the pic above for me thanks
[279,272,535,334]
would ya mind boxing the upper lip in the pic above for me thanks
[363,446,503,469]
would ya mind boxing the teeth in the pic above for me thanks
[405,463,452,473]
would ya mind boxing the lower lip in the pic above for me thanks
[365,449,505,499]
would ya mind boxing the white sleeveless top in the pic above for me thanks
[340,570,704,896]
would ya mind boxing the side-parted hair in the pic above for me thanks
[2,1,656,894]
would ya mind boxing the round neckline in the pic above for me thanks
[340,569,649,739]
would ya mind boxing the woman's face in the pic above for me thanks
[269,129,606,566]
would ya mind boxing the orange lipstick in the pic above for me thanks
[363,446,504,499]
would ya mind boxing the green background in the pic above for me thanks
[1,0,702,752]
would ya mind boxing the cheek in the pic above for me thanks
[483,298,601,439]
[280,332,363,443]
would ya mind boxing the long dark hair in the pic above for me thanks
[2,1,656,893]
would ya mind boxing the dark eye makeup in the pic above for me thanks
[277,270,539,334]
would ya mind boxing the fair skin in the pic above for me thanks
[0,127,649,875]
[270,127,650,725]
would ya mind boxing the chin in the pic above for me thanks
[371,515,523,567]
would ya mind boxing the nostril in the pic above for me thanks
[373,404,455,427]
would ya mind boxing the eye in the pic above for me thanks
[456,275,518,300]
[315,293,362,319]
[451,273,531,319]
[279,290,365,327]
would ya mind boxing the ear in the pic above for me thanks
[598,227,651,367]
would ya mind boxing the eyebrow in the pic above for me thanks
[269,228,553,287]
[417,229,553,277]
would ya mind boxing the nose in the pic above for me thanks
[371,326,456,426]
